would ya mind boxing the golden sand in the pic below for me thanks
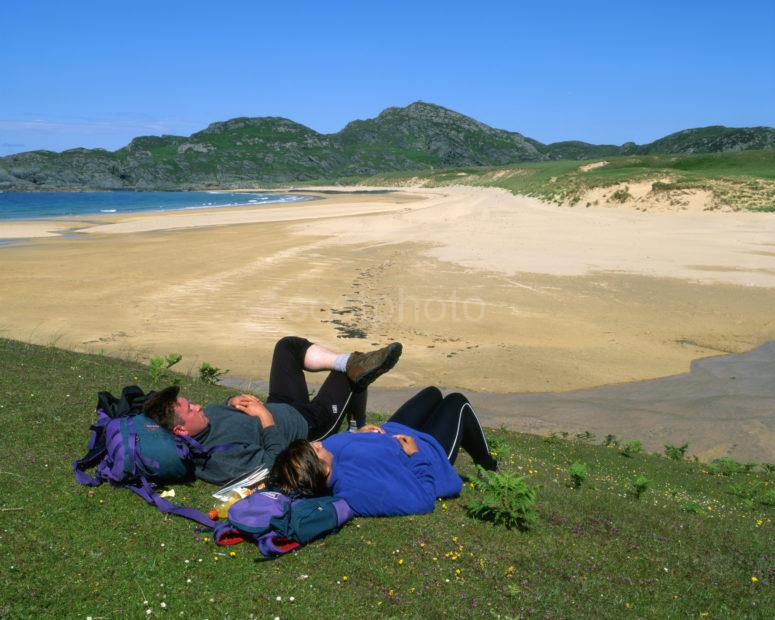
[1,186,774,456]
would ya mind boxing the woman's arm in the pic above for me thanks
[330,438,436,516]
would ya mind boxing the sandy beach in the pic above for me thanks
[2,186,774,459]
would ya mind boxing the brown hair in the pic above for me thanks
[142,386,181,430]
[270,440,330,497]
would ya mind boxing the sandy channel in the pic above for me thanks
[1,186,774,458]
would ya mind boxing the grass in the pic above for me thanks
[2,337,774,618]
[301,149,775,212]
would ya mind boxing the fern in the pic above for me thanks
[466,467,538,530]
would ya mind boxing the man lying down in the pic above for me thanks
[142,336,403,484]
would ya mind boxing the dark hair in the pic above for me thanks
[143,386,181,430]
[270,440,330,497]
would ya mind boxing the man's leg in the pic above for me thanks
[305,372,367,440]
[266,336,402,440]
[266,336,314,405]
[419,393,497,470]
[387,386,444,428]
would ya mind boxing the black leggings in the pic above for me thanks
[388,386,496,469]
[266,336,366,441]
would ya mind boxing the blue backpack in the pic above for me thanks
[213,490,353,557]
[72,386,229,527]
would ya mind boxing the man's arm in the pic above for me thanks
[229,395,286,464]
[229,394,275,428]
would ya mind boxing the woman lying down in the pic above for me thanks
[269,386,498,517]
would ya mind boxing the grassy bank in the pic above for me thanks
[305,150,775,212]
[2,338,774,618]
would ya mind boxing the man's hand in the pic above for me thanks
[393,434,419,456]
[228,394,262,409]
[356,424,385,434]
[229,394,275,428]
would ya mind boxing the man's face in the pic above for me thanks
[172,396,209,436]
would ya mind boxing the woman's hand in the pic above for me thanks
[393,434,419,456]
[356,424,385,434]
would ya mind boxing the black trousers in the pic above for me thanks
[266,336,366,440]
[388,386,496,469]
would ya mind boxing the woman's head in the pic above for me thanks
[270,439,332,497]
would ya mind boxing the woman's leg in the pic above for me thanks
[419,393,497,469]
[388,386,444,429]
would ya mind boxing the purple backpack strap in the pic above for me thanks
[256,532,301,557]
[72,409,115,485]
[175,434,239,459]
[129,478,218,529]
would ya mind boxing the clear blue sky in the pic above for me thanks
[2,1,773,155]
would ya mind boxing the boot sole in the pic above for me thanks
[352,342,402,391]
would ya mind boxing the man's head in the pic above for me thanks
[143,386,209,437]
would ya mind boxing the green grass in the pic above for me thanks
[2,338,774,618]
[300,150,775,211]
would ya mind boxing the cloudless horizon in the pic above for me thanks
[1,1,774,156]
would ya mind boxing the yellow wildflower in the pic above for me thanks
[751,576,759,583]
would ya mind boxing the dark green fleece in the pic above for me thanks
[193,402,308,484]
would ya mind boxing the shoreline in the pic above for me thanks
[0,189,322,231]
[0,188,417,239]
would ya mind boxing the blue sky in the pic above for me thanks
[1,1,773,155]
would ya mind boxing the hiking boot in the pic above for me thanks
[346,342,402,391]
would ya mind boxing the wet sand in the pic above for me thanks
[1,186,774,459]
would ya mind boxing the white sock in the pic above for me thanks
[334,353,351,373]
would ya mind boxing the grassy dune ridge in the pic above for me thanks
[319,150,775,212]
[2,338,774,617]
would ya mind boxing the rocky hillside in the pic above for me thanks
[637,126,775,155]
[1,102,773,190]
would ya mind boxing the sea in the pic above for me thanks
[0,191,313,220]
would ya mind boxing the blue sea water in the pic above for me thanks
[0,191,313,220]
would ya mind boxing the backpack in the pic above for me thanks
[72,385,229,528]
[213,490,353,557]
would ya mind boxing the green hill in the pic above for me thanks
[0,102,772,191]
[640,126,775,155]
[2,337,774,617]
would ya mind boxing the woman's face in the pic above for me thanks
[310,441,333,476]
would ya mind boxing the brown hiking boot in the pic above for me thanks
[346,342,403,391]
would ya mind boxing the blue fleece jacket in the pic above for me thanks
[321,421,462,517]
